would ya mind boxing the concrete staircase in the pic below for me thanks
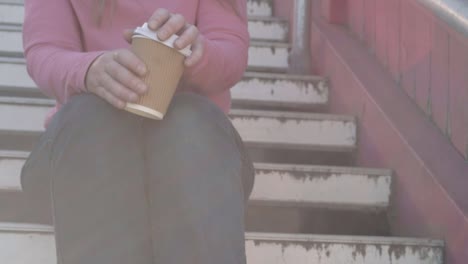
[0,0,444,263]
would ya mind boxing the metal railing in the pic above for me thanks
[290,0,312,74]
[416,0,468,38]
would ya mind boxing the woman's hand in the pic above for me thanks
[124,9,204,67]
[85,49,148,109]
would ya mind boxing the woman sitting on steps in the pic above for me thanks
[21,0,254,263]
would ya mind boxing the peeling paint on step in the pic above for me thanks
[248,19,288,41]
[232,76,328,107]
[247,0,273,17]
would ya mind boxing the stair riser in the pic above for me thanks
[231,73,327,108]
[251,168,391,210]
[0,103,47,132]
[0,30,290,70]
[0,61,34,89]
[0,4,23,25]
[248,19,288,42]
[0,230,444,264]
[248,45,289,71]
[230,112,356,151]
[0,102,357,151]
[0,30,22,56]
[0,157,22,191]
[247,0,273,17]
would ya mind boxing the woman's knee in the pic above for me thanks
[47,94,140,139]
[150,93,236,151]
[164,93,228,128]
[144,93,254,198]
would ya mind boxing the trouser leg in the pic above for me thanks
[143,93,255,264]
[22,94,153,264]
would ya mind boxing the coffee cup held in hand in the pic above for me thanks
[125,23,192,120]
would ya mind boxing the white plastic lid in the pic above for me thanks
[132,23,192,57]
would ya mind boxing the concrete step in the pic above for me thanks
[248,41,290,72]
[0,25,21,57]
[231,72,328,109]
[0,223,444,264]
[0,0,23,4]
[247,0,273,17]
[0,27,290,71]
[248,16,288,42]
[230,109,356,151]
[0,58,36,95]
[0,59,328,108]
[0,150,25,192]
[0,2,23,25]
[250,163,392,211]
[0,97,357,152]
[0,151,391,211]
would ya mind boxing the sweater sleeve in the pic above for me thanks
[23,0,104,104]
[182,0,250,95]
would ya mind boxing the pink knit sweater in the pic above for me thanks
[23,0,249,125]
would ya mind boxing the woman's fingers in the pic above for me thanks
[99,71,139,103]
[93,86,126,109]
[185,36,204,67]
[85,49,149,109]
[174,24,198,50]
[105,55,148,95]
[156,13,186,40]
[123,29,134,43]
[148,8,171,31]
[113,50,147,77]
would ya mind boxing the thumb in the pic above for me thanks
[123,29,134,43]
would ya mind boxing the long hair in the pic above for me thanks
[94,0,240,25]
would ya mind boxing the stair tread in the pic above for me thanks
[250,40,290,48]
[0,150,391,175]
[0,222,445,264]
[0,234,445,264]
[248,16,288,22]
[254,162,392,176]
[0,222,444,246]
[243,71,324,81]
[230,108,355,121]
[0,96,350,118]
[0,223,445,264]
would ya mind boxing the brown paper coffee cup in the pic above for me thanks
[125,23,191,120]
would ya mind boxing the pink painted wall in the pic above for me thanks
[345,0,468,160]
[306,0,468,262]
[273,0,293,19]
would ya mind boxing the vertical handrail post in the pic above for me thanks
[289,0,312,74]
